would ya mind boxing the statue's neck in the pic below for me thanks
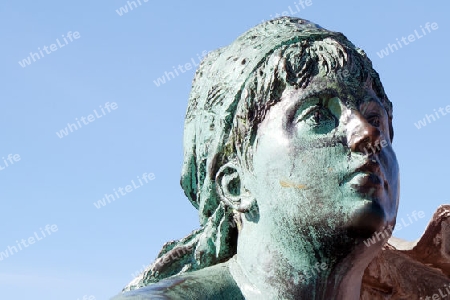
[230,220,380,300]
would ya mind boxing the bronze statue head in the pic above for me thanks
[122,17,400,299]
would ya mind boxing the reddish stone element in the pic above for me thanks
[362,205,450,299]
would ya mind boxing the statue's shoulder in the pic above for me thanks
[111,260,245,300]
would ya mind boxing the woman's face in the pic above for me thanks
[246,72,399,240]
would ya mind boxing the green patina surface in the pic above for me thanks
[114,16,400,300]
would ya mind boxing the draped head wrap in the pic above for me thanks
[124,16,393,291]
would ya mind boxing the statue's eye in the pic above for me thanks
[295,104,337,134]
[360,101,388,131]
[307,106,335,126]
[367,115,381,127]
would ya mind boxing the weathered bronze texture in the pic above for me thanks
[112,17,448,300]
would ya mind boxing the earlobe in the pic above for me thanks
[215,162,255,213]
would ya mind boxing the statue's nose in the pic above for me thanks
[347,111,381,154]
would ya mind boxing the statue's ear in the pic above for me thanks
[215,162,255,213]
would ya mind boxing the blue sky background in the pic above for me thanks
[1,0,449,299]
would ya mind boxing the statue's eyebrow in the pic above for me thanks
[290,88,339,110]
[285,88,339,123]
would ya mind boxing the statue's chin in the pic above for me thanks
[345,200,387,240]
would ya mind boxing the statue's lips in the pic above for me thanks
[341,159,391,235]
[340,159,387,194]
